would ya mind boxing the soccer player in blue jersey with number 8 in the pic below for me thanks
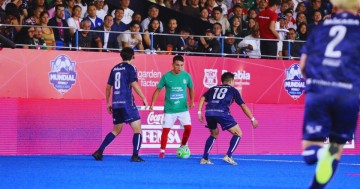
[92,47,148,162]
[300,0,360,188]
[198,72,258,165]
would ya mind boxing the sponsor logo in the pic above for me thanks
[49,55,76,94]
[203,69,218,88]
[140,108,182,148]
[284,64,305,100]
[137,70,162,87]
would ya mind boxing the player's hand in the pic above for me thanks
[189,101,195,109]
[198,113,203,123]
[107,103,113,114]
[252,119,258,129]
[143,99,149,110]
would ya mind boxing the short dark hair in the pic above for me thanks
[129,20,140,27]
[173,55,184,63]
[55,4,65,12]
[120,47,135,61]
[221,72,235,83]
[269,0,281,7]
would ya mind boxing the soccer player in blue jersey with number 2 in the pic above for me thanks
[198,72,258,165]
[300,0,360,188]
[92,47,148,162]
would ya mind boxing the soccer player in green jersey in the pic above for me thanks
[149,55,195,158]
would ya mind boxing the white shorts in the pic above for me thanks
[162,111,191,128]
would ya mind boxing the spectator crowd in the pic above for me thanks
[0,0,351,59]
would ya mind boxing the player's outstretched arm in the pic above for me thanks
[240,104,258,129]
[197,96,206,123]
[106,84,113,114]
[149,88,161,112]
[131,81,148,109]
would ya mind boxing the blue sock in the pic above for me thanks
[133,133,142,156]
[99,132,116,151]
[202,136,216,160]
[303,145,322,165]
[226,135,241,157]
[310,160,339,189]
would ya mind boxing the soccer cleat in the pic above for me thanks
[223,155,238,165]
[159,152,165,158]
[315,143,339,184]
[92,149,103,161]
[130,155,145,162]
[200,158,214,165]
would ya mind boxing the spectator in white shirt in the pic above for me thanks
[238,28,261,59]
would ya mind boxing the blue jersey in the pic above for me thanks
[203,84,244,116]
[107,62,138,109]
[301,12,360,93]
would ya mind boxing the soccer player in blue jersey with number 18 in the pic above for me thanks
[92,47,148,162]
[198,72,258,165]
[300,0,360,188]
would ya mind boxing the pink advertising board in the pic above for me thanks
[0,49,358,155]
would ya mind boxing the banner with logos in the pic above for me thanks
[0,49,357,155]
[0,48,305,104]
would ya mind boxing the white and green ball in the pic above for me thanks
[176,146,191,159]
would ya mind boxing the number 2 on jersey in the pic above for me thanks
[324,25,347,58]
[213,88,228,99]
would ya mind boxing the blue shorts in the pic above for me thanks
[303,92,359,144]
[112,106,140,124]
[205,114,238,131]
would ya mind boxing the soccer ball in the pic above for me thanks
[176,146,191,159]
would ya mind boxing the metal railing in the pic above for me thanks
[0,23,305,59]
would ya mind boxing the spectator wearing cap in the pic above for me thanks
[209,7,230,35]
[257,0,281,59]
[282,27,302,60]
[141,5,164,32]
[198,28,221,56]
[238,28,261,59]
[95,14,119,51]
[84,3,103,29]
[110,0,133,25]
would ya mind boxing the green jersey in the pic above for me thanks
[157,70,194,113]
